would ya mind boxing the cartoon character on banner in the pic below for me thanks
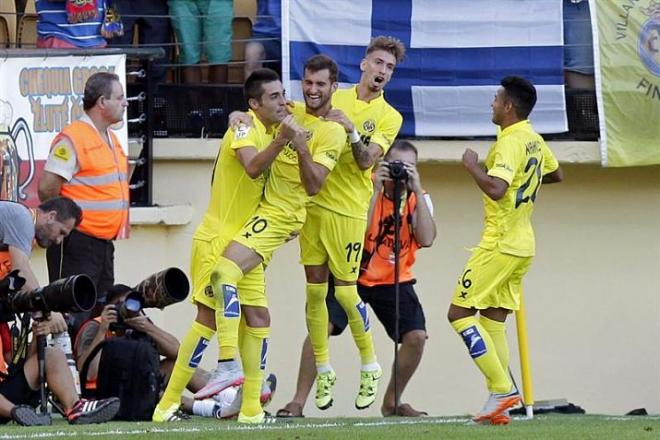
[0,100,35,203]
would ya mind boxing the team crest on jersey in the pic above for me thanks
[204,285,214,298]
[305,129,313,141]
[362,119,376,133]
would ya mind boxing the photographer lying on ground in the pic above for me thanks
[0,198,119,425]
[75,284,276,420]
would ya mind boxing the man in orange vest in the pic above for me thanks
[277,140,436,417]
[38,72,129,336]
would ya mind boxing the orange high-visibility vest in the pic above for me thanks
[0,250,11,280]
[55,120,130,240]
[358,192,421,287]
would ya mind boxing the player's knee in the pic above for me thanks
[243,306,270,328]
[402,330,426,353]
[447,304,471,323]
[195,303,217,330]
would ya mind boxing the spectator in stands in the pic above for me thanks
[35,0,107,48]
[168,0,233,84]
[564,0,595,89]
[106,0,172,86]
[244,0,281,79]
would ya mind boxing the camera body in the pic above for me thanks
[111,291,144,330]
[388,160,408,181]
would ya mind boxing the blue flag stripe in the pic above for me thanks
[289,42,564,87]
[370,0,412,47]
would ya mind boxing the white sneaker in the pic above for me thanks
[472,389,521,424]
[194,364,244,399]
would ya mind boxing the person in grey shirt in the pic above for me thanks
[0,197,82,292]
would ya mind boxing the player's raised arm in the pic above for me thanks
[462,148,509,201]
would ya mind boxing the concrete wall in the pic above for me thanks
[30,147,660,417]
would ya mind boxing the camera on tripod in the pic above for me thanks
[109,267,189,331]
[0,270,96,321]
[388,160,408,181]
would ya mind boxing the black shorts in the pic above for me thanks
[327,279,426,343]
[0,363,39,424]
[46,229,115,336]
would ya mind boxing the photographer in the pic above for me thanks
[0,197,119,425]
[278,140,436,418]
[75,284,276,420]
[0,320,119,426]
[0,198,82,293]
[75,284,203,394]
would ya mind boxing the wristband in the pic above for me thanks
[349,128,361,144]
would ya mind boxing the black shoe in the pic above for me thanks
[11,405,51,426]
[66,398,120,424]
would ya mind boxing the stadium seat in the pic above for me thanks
[24,0,35,15]
[16,0,36,47]
[16,12,36,47]
[0,0,16,48]
[228,16,252,83]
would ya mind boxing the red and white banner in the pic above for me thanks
[0,53,126,207]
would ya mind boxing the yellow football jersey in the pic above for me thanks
[478,120,559,257]
[311,86,402,219]
[194,110,274,241]
[260,105,345,224]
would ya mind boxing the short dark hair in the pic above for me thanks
[500,76,537,119]
[83,72,121,111]
[105,284,133,304]
[244,68,281,104]
[304,54,338,83]
[386,139,418,159]
[38,197,82,226]
[367,36,406,64]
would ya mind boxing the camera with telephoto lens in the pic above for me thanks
[109,268,189,331]
[0,270,96,322]
[388,160,408,181]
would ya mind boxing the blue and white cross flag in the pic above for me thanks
[282,0,567,137]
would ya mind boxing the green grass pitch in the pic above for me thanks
[0,414,657,439]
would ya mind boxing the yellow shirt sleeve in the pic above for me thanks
[487,137,522,185]
[312,122,345,172]
[369,108,402,155]
[541,142,559,175]
[230,124,260,150]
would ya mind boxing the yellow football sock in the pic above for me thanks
[451,316,512,394]
[212,255,243,360]
[334,285,376,364]
[305,282,330,366]
[239,325,270,417]
[480,316,509,371]
[158,320,214,408]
